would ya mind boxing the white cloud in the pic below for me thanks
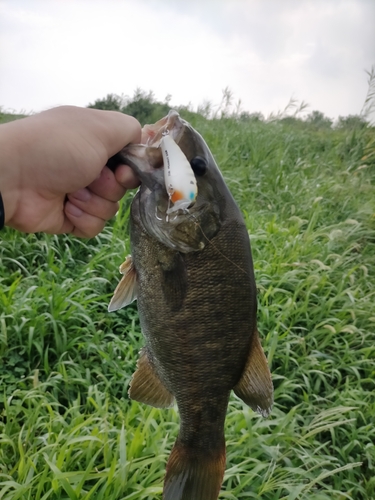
[0,0,374,118]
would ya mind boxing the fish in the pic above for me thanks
[108,110,273,500]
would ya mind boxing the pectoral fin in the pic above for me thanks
[108,256,137,312]
[234,329,273,417]
[129,348,174,408]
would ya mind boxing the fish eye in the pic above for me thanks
[190,156,207,176]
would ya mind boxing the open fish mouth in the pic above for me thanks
[141,109,186,147]
[117,111,198,217]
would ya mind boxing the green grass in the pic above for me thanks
[0,111,27,124]
[1,113,374,499]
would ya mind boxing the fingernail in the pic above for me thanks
[66,203,83,217]
[71,188,91,202]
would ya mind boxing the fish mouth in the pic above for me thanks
[141,109,185,147]
[117,110,190,194]
[119,111,220,252]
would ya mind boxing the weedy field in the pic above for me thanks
[0,111,374,499]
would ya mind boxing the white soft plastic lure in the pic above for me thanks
[161,133,198,215]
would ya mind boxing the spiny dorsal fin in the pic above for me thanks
[233,329,273,417]
[108,255,137,312]
[129,348,174,408]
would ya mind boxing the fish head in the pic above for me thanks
[120,110,231,253]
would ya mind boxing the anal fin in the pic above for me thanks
[234,329,273,417]
[108,255,137,312]
[129,348,174,408]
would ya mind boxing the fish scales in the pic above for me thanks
[109,110,273,500]
[131,205,256,398]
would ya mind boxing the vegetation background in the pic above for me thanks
[1,76,374,499]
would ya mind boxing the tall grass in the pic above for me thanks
[1,113,374,499]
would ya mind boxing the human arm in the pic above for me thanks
[0,106,141,237]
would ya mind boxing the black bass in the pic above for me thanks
[109,110,273,500]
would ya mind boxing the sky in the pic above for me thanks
[0,0,374,120]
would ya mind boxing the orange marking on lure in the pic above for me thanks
[171,190,185,203]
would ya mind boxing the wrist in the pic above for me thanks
[0,120,23,225]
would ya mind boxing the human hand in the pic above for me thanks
[0,106,141,237]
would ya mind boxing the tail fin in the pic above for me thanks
[163,438,226,500]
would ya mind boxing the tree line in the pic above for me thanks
[87,88,371,130]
